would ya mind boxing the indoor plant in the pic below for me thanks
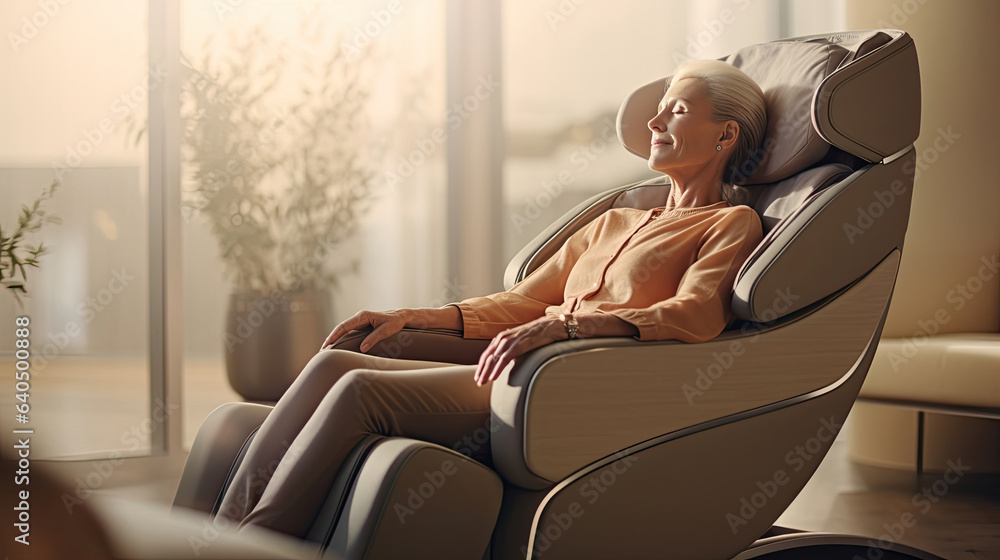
[1,180,60,307]
[179,20,377,401]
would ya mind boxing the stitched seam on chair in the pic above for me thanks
[211,427,260,518]
[319,435,383,553]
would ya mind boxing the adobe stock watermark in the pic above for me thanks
[883,253,998,372]
[61,398,180,513]
[844,126,960,245]
[451,414,498,462]
[392,458,460,524]
[682,287,800,404]
[51,65,168,180]
[223,224,365,354]
[544,0,588,30]
[345,277,469,395]
[380,407,501,525]
[7,0,72,54]
[383,74,501,191]
[182,107,291,225]
[670,0,753,65]
[340,0,403,60]
[726,415,843,534]
[550,243,689,343]
[524,452,639,558]
[510,118,617,234]
[853,457,970,560]
[33,267,136,371]
[189,439,301,555]
[875,0,932,29]
[211,0,248,21]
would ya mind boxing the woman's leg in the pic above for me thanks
[216,349,459,524]
[236,362,489,538]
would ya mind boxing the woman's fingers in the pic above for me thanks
[322,316,360,349]
[321,324,347,349]
[487,339,521,384]
[476,320,560,385]
[476,335,502,379]
[359,319,403,353]
[476,331,520,385]
[321,310,381,350]
[475,353,496,385]
[476,334,506,384]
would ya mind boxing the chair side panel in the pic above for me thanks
[500,251,898,484]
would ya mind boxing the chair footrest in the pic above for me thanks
[323,438,503,560]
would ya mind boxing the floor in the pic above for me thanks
[3,357,998,559]
[775,438,1000,559]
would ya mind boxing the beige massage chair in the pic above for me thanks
[173,30,944,559]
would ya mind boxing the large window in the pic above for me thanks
[0,1,152,460]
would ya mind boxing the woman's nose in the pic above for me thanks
[648,109,668,132]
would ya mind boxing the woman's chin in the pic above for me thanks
[648,159,672,174]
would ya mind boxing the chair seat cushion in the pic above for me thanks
[861,333,1000,410]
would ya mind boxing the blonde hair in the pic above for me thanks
[670,59,767,191]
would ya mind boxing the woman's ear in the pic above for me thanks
[719,120,740,150]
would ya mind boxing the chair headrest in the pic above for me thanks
[616,30,917,185]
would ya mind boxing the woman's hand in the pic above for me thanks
[321,309,411,352]
[474,316,567,386]
[321,305,464,352]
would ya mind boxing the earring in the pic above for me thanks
[716,145,722,151]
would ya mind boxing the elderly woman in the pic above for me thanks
[217,58,767,537]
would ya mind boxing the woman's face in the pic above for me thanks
[647,77,730,175]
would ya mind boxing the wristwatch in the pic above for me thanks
[559,312,579,339]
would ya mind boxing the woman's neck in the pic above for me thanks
[665,175,726,211]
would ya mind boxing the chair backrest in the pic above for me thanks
[505,30,921,324]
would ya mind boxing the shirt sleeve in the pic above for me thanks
[450,218,600,339]
[597,207,763,343]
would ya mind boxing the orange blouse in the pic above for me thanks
[450,200,763,343]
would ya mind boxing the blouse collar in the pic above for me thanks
[651,200,731,217]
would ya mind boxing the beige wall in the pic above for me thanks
[846,0,1000,338]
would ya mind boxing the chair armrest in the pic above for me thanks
[491,250,899,488]
[329,327,491,365]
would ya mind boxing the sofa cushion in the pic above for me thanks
[861,333,1000,409]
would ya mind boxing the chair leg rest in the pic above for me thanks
[323,437,503,560]
[173,402,274,516]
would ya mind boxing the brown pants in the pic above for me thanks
[215,349,490,538]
